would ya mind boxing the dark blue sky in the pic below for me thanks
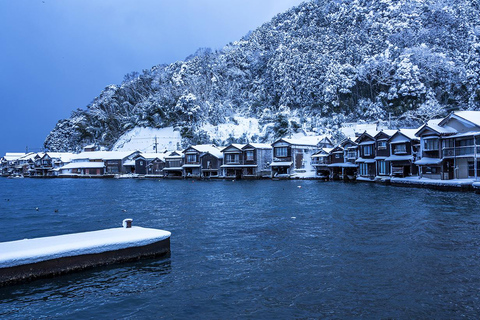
[0,0,304,156]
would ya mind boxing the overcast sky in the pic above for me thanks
[0,0,304,156]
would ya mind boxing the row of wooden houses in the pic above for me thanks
[3,111,480,182]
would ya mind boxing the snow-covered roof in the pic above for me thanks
[270,161,293,167]
[71,151,138,161]
[327,163,357,168]
[0,227,170,268]
[244,143,272,150]
[449,111,480,128]
[187,145,223,158]
[44,152,74,162]
[415,157,443,165]
[60,162,105,169]
[416,118,457,136]
[374,130,397,138]
[355,158,376,163]
[448,131,480,139]
[138,152,169,161]
[17,153,37,161]
[221,144,245,152]
[385,155,414,162]
[397,129,419,140]
[279,136,320,147]
[2,153,26,161]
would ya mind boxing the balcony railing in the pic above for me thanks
[443,146,480,157]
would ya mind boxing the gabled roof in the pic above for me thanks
[440,111,480,128]
[185,145,223,158]
[339,137,357,148]
[280,136,322,147]
[71,151,139,161]
[355,131,376,144]
[243,143,272,150]
[17,153,37,161]
[137,152,169,161]
[2,153,26,161]
[415,118,457,137]
[374,130,397,139]
[388,129,419,143]
[43,152,74,162]
[221,144,245,152]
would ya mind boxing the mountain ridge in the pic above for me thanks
[44,0,480,152]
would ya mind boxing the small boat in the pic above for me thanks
[0,219,171,286]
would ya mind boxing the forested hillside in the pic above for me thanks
[45,0,480,151]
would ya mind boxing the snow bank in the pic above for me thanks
[112,127,182,152]
[0,227,171,268]
[201,117,263,141]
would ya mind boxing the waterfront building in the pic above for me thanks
[134,152,168,176]
[162,151,184,178]
[182,145,223,178]
[355,131,378,180]
[327,138,358,180]
[385,129,419,178]
[270,137,319,177]
[415,111,480,180]
[373,130,397,177]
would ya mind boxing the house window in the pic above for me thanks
[378,141,387,150]
[423,166,439,174]
[140,161,144,166]
[226,154,239,163]
[378,160,387,175]
[359,163,368,176]
[246,150,254,161]
[347,150,357,158]
[275,147,288,157]
[335,154,340,159]
[424,138,439,151]
[169,160,181,168]
[468,161,480,177]
[393,144,407,154]
[362,145,372,157]
[186,154,197,163]
[443,139,454,148]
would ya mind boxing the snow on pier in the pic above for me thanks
[0,222,171,286]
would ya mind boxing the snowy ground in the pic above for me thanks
[112,127,182,152]
[111,116,383,152]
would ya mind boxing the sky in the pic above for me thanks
[0,0,305,156]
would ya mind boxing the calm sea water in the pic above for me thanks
[1,178,480,319]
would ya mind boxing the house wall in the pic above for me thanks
[105,160,122,174]
[135,159,147,175]
[257,149,272,177]
[456,158,470,179]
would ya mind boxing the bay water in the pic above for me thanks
[1,178,480,319]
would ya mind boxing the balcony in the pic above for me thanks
[442,146,480,158]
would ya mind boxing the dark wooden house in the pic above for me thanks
[355,131,377,179]
[385,129,419,177]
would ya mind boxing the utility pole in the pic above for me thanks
[154,136,158,153]
[25,146,28,154]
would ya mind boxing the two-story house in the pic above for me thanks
[134,152,169,176]
[163,151,184,178]
[327,138,358,180]
[373,130,397,177]
[355,131,377,179]
[270,137,318,177]
[182,145,223,178]
[385,129,419,177]
[416,111,480,180]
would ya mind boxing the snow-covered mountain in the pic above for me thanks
[44,0,480,152]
